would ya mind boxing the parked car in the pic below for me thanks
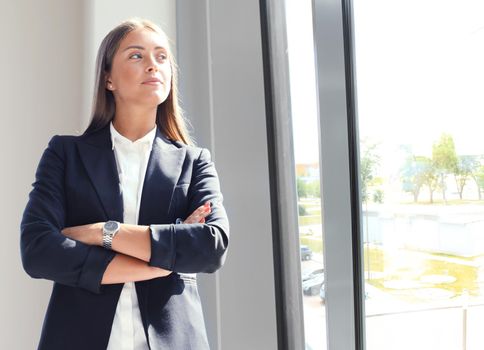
[302,273,325,296]
[300,245,313,261]
[301,267,324,282]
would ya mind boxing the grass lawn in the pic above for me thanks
[298,200,322,225]
[299,215,321,226]
[364,245,483,303]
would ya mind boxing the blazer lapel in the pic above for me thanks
[135,128,185,338]
[76,125,124,222]
[76,124,186,224]
[138,127,186,225]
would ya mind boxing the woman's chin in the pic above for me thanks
[151,91,170,103]
[137,94,169,108]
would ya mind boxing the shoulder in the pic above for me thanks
[48,134,79,145]
[170,139,211,162]
[45,134,85,157]
[47,128,97,144]
[186,145,212,163]
[49,124,109,150]
[43,134,79,156]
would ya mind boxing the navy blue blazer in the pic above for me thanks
[20,124,229,350]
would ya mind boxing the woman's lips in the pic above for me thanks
[142,81,162,85]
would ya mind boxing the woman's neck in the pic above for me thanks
[112,104,157,142]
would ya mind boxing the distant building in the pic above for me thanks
[296,163,319,182]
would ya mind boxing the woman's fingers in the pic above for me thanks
[183,201,211,224]
[188,204,210,223]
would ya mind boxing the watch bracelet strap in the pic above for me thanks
[102,232,113,250]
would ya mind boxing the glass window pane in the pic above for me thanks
[352,1,484,349]
[286,0,326,348]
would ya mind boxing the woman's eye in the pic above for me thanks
[129,52,167,61]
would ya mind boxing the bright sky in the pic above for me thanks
[286,0,484,165]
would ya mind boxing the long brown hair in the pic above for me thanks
[83,18,194,145]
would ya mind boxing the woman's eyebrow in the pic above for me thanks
[122,45,167,51]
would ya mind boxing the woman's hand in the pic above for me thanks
[61,222,103,246]
[182,201,211,224]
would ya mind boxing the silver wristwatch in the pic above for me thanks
[102,220,120,250]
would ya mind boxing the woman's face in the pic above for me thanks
[107,27,172,108]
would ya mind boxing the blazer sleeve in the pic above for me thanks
[20,135,116,294]
[148,147,230,273]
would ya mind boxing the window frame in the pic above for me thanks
[259,0,306,349]
[260,0,365,349]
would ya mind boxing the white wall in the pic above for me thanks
[177,1,278,349]
[1,1,85,349]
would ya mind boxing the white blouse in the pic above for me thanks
[106,121,156,350]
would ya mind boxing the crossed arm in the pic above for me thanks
[61,202,211,285]
[21,136,229,294]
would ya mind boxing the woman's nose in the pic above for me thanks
[146,57,159,73]
[146,64,159,73]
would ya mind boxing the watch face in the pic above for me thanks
[105,221,119,232]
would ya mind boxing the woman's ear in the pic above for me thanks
[105,75,114,91]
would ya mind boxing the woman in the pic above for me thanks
[20,18,229,350]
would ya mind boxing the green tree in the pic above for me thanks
[296,177,308,198]
[432,133,457,204]
[420,156,440,203]
[454,155,479,200]
[360,142,380,203]
[298,204,308,216]
[401,155,427,202]
[307,180,321,198]
[373,189,384,204]
[360,140,380,281]
[474,164,484,200]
